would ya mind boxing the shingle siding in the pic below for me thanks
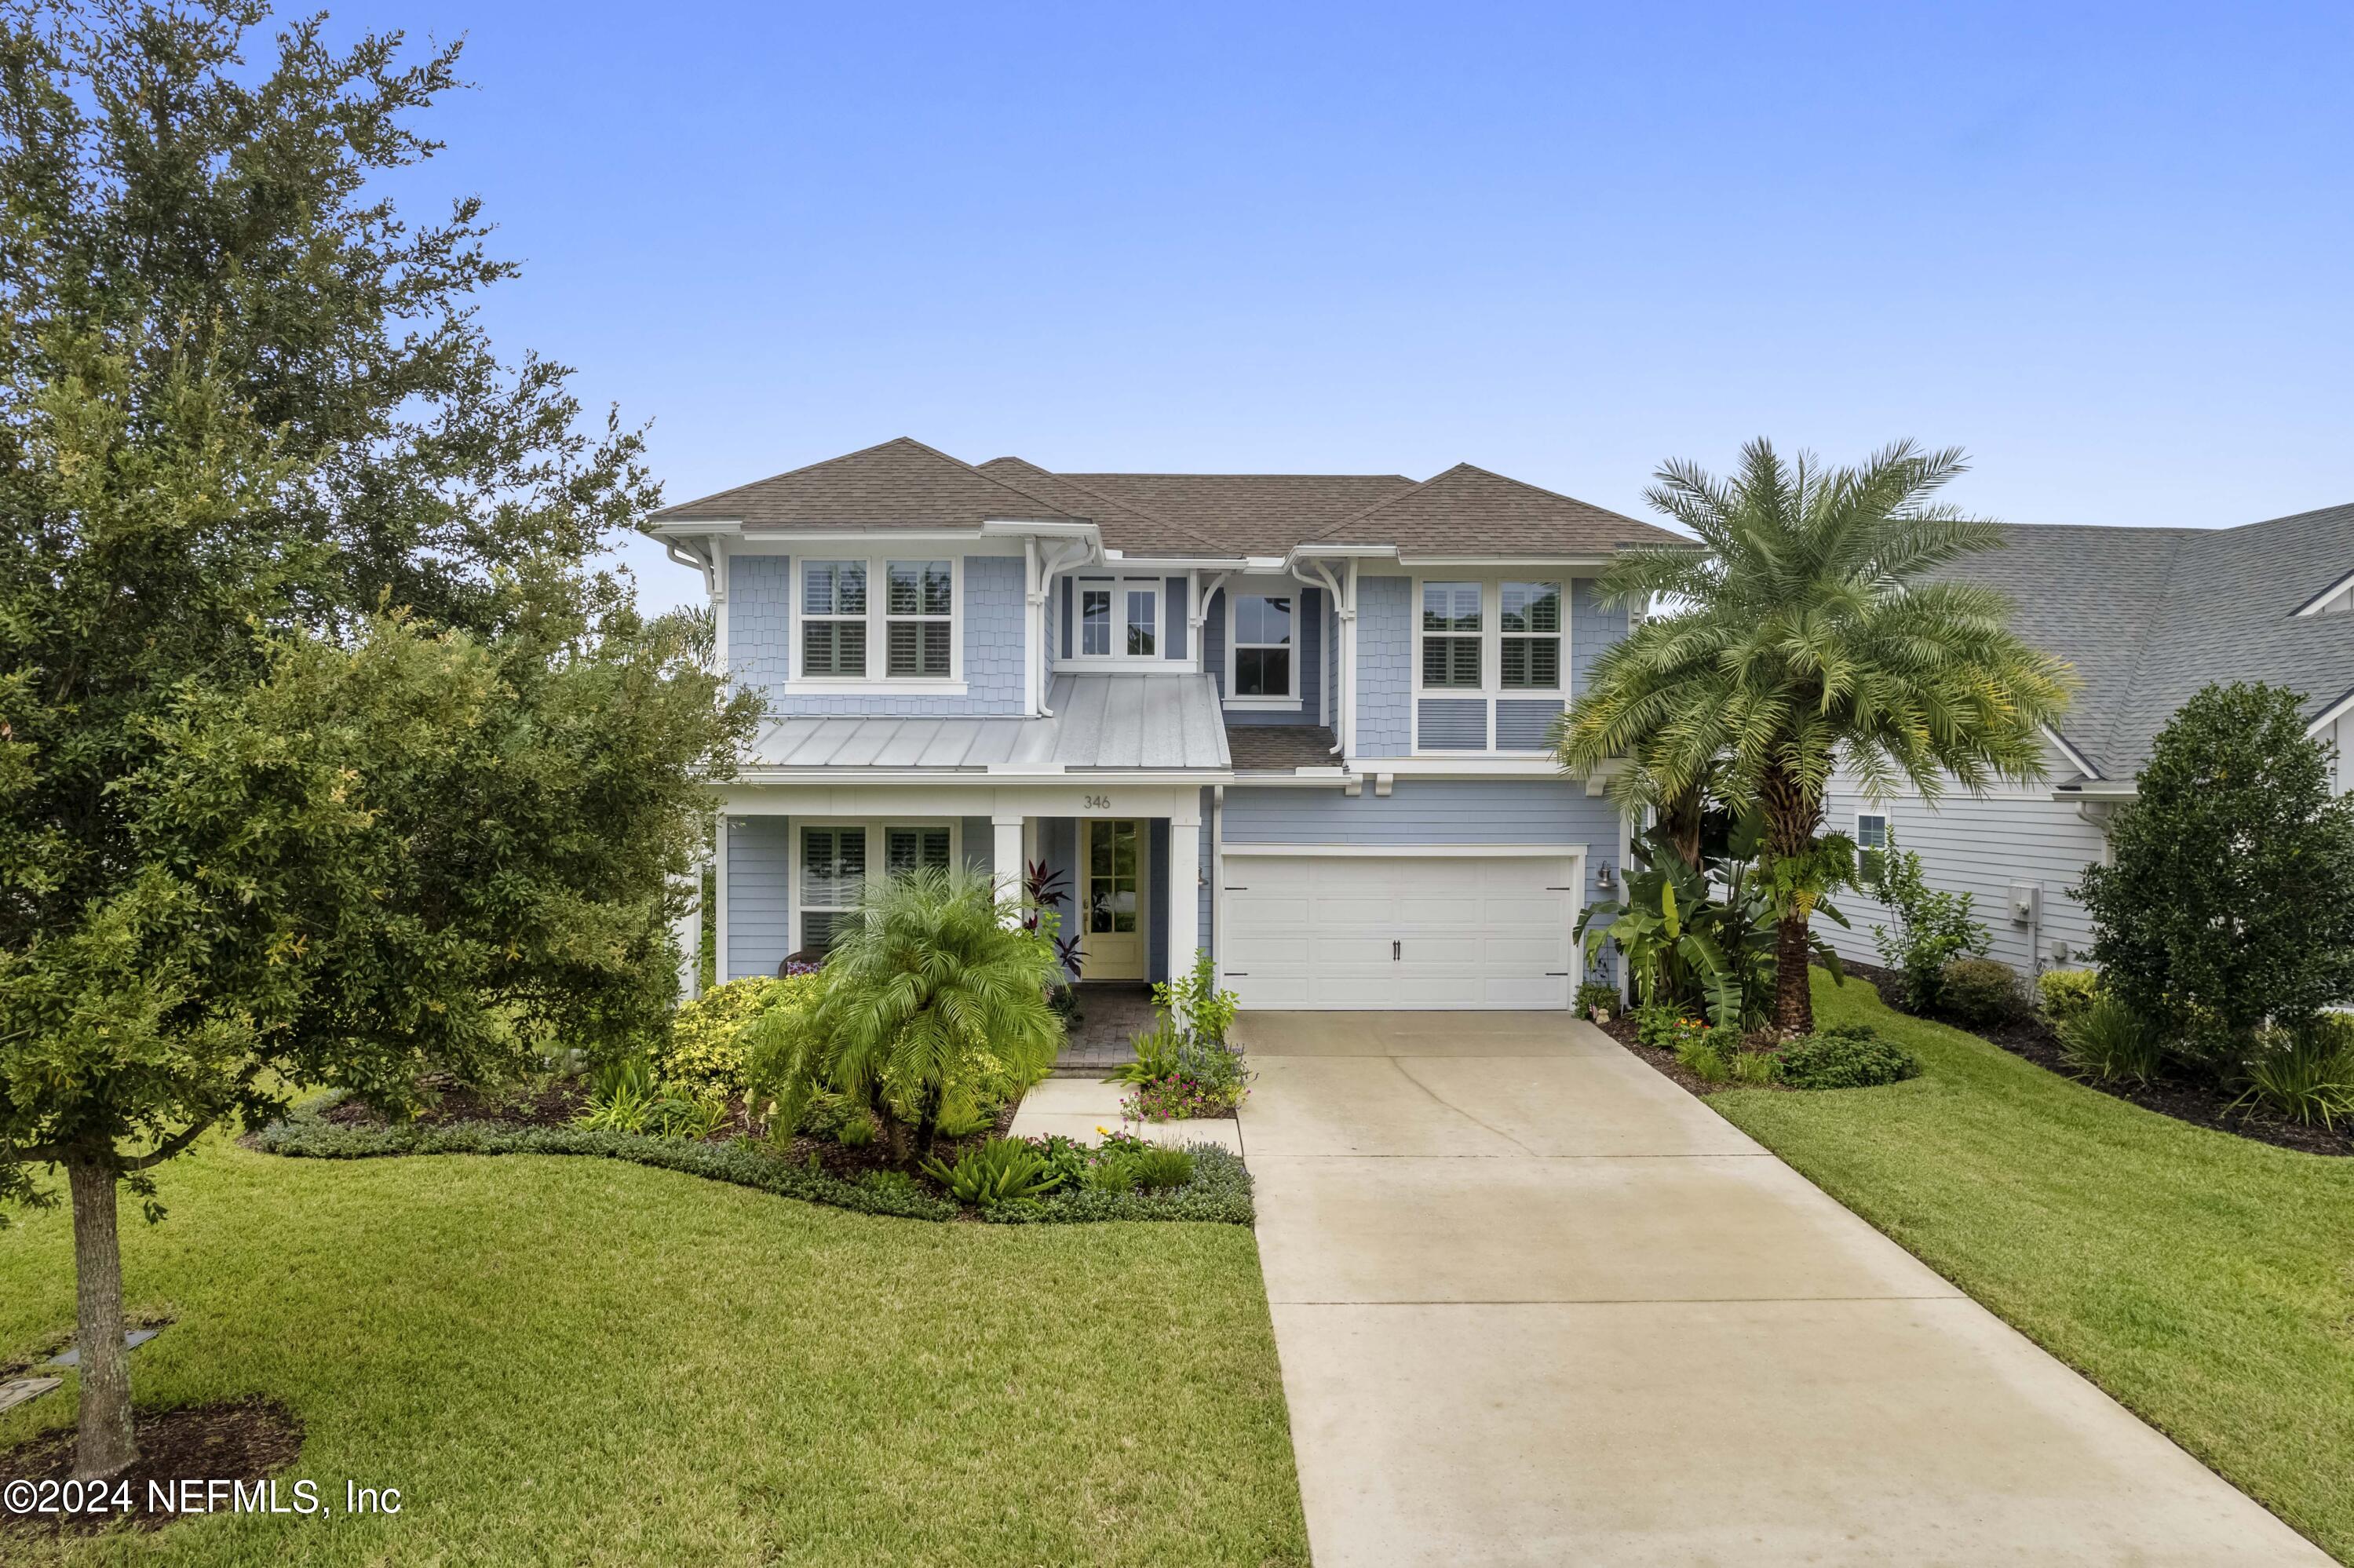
[1570,578,1622,701]
[726,552,1027,717]
[1354,574,1412,757]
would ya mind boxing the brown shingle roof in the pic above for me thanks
[658,440,1685,558]
[1309,463,1681,553]
[652,436,1081,529]
[1051,472,1418,556]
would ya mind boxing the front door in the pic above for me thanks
[1081,819,1148,980]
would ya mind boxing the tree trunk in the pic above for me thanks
[65,1153,137,1481]
[1773,910,1816,1035]
[1660,786,1706,870]
[1759,764,1826,1038]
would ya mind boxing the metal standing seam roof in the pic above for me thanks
[746,673,1233,772]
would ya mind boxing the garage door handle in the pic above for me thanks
[1546,885,1575,891]
[1546,972,1571,977]
[1392,941,1402,961]
[1223,885,1249,892]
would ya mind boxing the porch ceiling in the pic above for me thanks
[746,673,1232,772]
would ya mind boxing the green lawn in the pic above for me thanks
[1713,972,2354,1563]
[0,1140,1308,1566]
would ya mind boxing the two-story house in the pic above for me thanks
[653,437,1684,1011]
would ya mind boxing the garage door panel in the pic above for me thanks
[1224,852,1579,1012]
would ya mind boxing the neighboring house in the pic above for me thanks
[1822,502,2354,978]
[651,437,1685,1010]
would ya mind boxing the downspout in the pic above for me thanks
[1024,534,1043,717]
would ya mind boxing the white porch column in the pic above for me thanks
[1167,806,1201,975]
[671,868,703,1004]
[993,815,1026,923]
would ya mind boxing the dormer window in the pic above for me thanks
[1074,575,1162,662]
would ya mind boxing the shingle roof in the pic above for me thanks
[652,436,1081,529]
[1311,463,1680,554]
[1940,503,2354,779]
[1044,472,1419,556]
[658,439,1685,558]
[746,673,1231,772]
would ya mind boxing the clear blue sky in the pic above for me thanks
[331,0,2353,612]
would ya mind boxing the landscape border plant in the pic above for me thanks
[1867,829,1991,1012]
[254,1103,1254,1226]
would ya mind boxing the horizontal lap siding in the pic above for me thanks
[725,816,794,982]
[1823,783,2106,975]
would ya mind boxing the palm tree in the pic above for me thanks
[1560,439,2070,1034]
[745,866,1061,1158]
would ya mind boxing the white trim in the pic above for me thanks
[713,811,730,981]
[733,768,1235,787]
[786,554,966,691]
[1221,841,1589,859]
[1063,573,1170,665]
[2305,684,2354,735]
[2292,567,2354,618]
[787,817,965,956]
[1407,573,1571,756]
[1224,581,1304,708]
[2042,723,2104,782]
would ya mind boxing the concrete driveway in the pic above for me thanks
[1235,1012,2327,1567]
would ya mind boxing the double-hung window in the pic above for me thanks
[885,560,954,678]
[1230,592,1294,700]
[1500,581,1563,690]
[801,561,868,677]
[1075,576,1160,660]
[1420,581,1484,687]
[799,826,867,950]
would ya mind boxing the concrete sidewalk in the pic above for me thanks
[1237,1011,2327,1567]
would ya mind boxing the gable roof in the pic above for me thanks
[1311,462,1673,554]
[651,436,1082,530]
[656,438,1687,560]
[1940,502,2354,779]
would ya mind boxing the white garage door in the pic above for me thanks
[1220,851,1581,1010]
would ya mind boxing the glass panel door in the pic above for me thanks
[1080,819,1148,979]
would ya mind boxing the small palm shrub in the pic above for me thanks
[922,1136,1065,1206]
[2057,994,2162,1084]
[1780,1024,1920,1090]
[1938,958,2022,1024]
[2228,1021,2354,1129]
[2036,968,2101,1024]
[743,866,1062,1160]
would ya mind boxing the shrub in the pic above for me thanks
[256,1107,1254,1224]
[1670,1027,1729,1082]
[1155,948,1239,1047]
[743,866,1063,1160]
[2057,994,2162,1083]
[1726,1048,1784,1086]
[658,975,817,1096]
[1938,958,2021,1024]
[2228,1022,2354,1129]
[1575,981,1620,1019]
[2079,682,2354,1070]
[1780,1025,1921,1090]
[921,1136,1065,1207]
[2036,968,2101,1024]
[1867,830,1992,1012]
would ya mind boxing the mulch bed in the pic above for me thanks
[0,1399,303,1540]
[1593,1013,1765,1096]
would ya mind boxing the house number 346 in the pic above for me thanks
[1083,794,1112,811]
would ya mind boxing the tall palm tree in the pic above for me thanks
[1560,439,2070,1033]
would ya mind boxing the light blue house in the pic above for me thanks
[653,438,1682,1010]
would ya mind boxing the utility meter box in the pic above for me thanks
[2008,881,2041,926]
